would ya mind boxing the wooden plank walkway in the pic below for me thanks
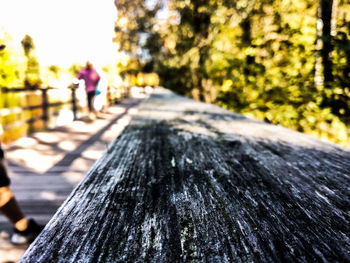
[0,93,147,263]
[20,88,350,262]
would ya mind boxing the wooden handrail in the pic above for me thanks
[1,87,74,133]
[20,88,350,262]
[1,85,130,143]
[0,86,55,92]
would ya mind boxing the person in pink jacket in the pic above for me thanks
[77,62,100,115]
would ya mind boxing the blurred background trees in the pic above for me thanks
[114,0,350,147]
[0,1,349,147]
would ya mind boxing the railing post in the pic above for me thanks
[71,84,78,120]
[107,86,111,105]
[42,88,49,127]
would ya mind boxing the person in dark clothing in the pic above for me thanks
[0,137,43,244]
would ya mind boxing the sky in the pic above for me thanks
[0,0,118,67]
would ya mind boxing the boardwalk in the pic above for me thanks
[0,92,147,263]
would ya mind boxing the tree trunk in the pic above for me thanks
[320,0,334,86]
[315,3,324,90]
[193,0,211,102]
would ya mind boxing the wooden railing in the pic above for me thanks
[20,88,350,262]
[0,85,129,143]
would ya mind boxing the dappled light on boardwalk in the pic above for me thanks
[0,96,146,263]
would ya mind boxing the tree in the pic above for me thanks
[322,0,350,120]
[21,35,40,87]
[320,0,335,85]
[0,31,25,87]
[113,0,350,147]
[113,0,162,63]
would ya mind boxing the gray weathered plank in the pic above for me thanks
[21,88,350,262]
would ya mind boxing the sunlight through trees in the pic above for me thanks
[114,0,350,147]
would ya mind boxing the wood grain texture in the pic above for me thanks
[20,88,350,262]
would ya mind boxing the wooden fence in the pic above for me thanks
[0,85,129,143]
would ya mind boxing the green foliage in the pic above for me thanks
[114,0,162,57]
[68,63,83,77]
[21,34,35,56]
[24,56,41,87]
[0,32,25,87]
[0,49,19,88]
[114,0,349,148]
[0,33,27,142]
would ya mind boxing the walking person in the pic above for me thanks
[77,61,101,120]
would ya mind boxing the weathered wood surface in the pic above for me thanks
[20,88,350,262]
